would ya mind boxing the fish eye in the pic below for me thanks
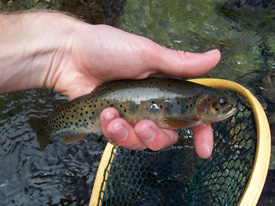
[219,96,229,107]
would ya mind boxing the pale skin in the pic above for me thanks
[0,12,221,159]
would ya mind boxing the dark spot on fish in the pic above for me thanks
[111,104,113,107]
[92,112,95,115]
[124,109,127,113]
[70,122,73,125]
[92,122,94,125]
[101,103,104,106]
[120,105,123,108]
[84,119,87,122]
[86,111,88,114]
[215,108,219,111]
[160,105,163,109]
[177,101,180,105]
[89,117,92,120]
[89,105,92,108]
[71,115,74,118]
[107,101,110,104]
[80,113,83,116]
[189,97,192,100]
[94,105,96,108]
[186,105,189,109]
[79,119,81,122]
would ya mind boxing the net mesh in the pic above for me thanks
[96,94,257,206]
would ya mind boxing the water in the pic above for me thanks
[117,0,274,97]
[0,89,107,205]
[0,0,274,205]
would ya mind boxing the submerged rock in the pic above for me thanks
[223,0,275,14]
[0,0,126,26]
[59,0,126,25]
[262,72,275,104]
[222,0,275,28]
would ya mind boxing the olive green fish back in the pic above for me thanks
[94,93,257,205]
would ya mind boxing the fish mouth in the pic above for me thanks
[223,106,237,118]
[211,104,237,123]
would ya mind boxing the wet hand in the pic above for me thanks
[43,15,220,158]
[52,23,220,159]
[100,108,213,159]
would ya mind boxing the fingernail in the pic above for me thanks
[136,126,156,142]
[103,113,115,125]
[204,49,219,55]
[108,123,128,141]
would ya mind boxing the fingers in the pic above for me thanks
[135,120,178,151]
[100,108,178,151]
[100,108,214,159]
[191,124,213,159]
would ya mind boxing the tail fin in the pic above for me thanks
[28,117,50,149]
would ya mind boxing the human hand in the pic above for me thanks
[49,16,220,159]
[0,13,220,158]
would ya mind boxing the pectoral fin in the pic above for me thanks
[164,117,202,129]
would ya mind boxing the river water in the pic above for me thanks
[0,0,274,205]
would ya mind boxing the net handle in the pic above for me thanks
[90,143,116,206]
[190,78,271,206]
[89,78,271,206]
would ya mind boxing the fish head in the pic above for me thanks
[195,91,237,123]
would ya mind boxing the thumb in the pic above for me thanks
[143,44,221,78]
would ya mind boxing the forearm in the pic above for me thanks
[0,12,78,94]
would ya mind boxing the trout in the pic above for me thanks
[29,78,237,149]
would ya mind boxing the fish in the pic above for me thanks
[29,78,237,149]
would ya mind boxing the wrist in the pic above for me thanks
[0,12,80,94]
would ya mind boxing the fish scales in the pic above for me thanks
[29,78,237,149]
